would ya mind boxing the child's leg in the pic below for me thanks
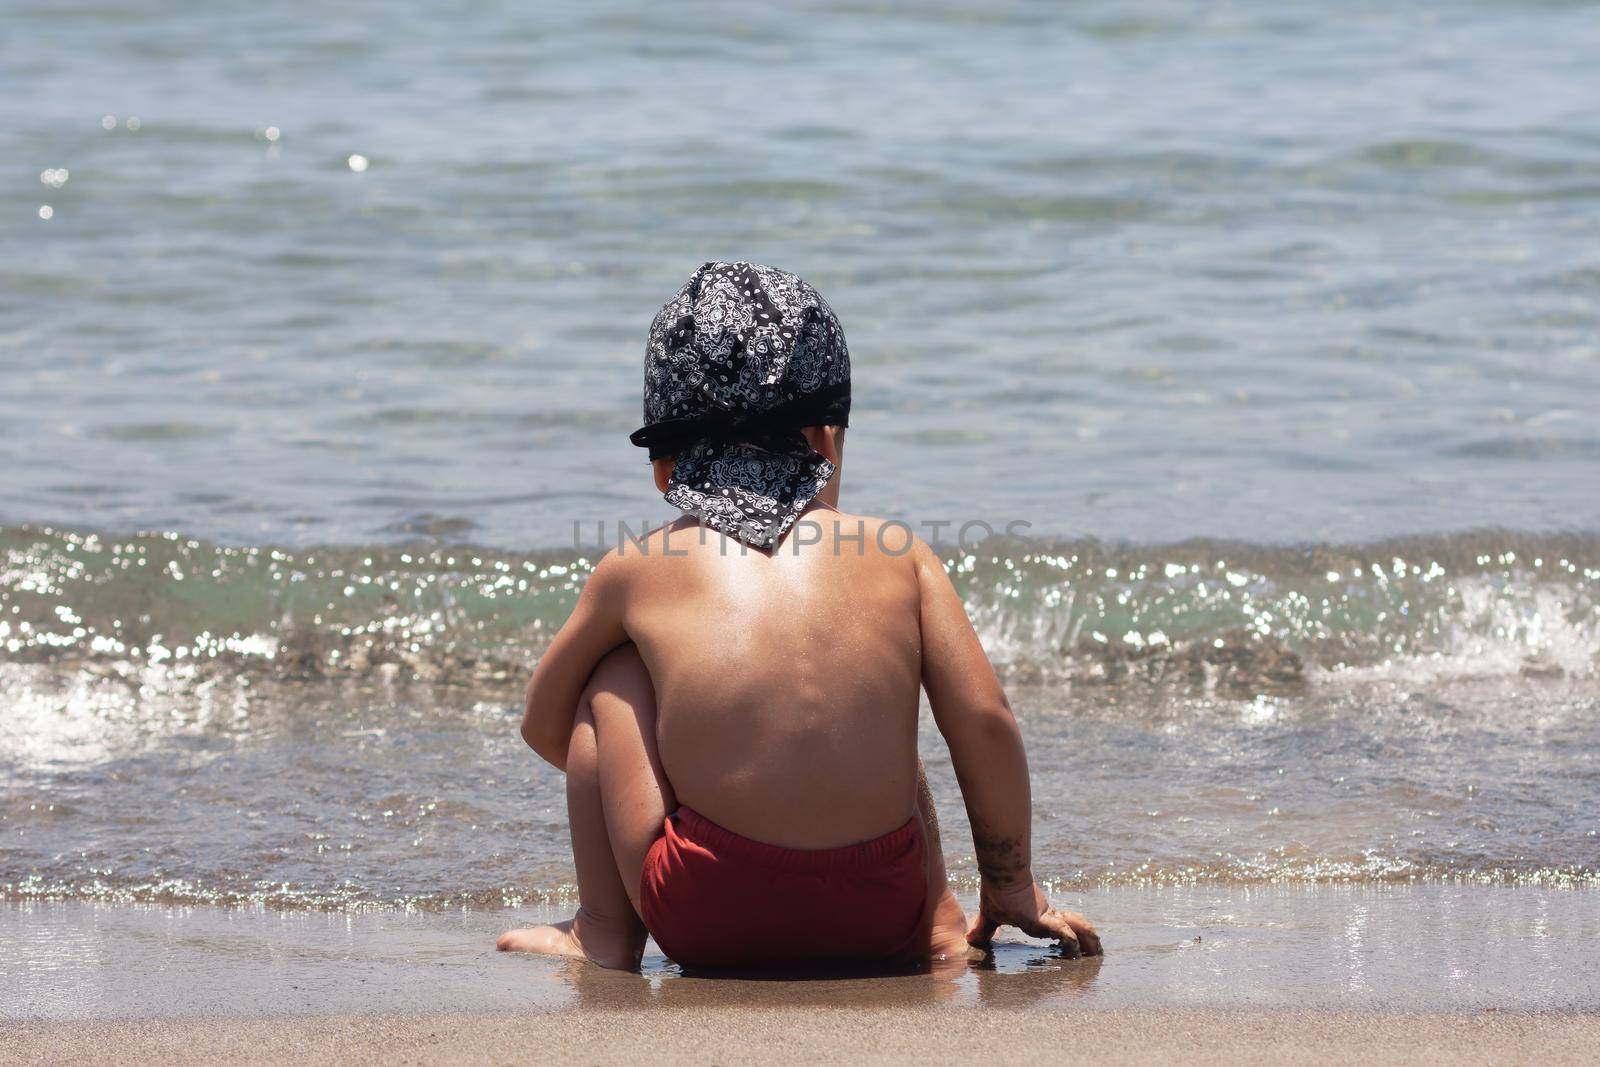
[586,646,677,917]
[496,644,672,969]
[495,698,646,968]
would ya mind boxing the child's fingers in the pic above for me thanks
[1060,911,1103,956]
[1026,910,1083,958]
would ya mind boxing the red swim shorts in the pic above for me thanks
[639,806,930,971]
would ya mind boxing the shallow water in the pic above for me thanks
[1,527,1596,907]
[4,668,1596,908]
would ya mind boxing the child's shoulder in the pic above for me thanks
[795,510,950,570]
[803,509,912,548]
[594,517,696,567]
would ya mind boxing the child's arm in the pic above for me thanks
[912,538,1102,957]
[519,551,631,770]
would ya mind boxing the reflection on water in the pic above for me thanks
[968,949,1107,1010]
[553,947,1105,1012]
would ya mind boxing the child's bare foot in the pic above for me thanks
[496,908,644,970]
[496,918,584,958]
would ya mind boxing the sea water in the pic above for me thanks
[1,0,1597,975]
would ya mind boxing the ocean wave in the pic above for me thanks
[2,526,1595,695]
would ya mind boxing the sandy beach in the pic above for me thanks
[8,1007,1600,1066]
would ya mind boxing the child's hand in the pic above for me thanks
[967,878,1102,958]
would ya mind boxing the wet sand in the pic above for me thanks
[7,1007,1599,1066]
[3,888,1597,1063]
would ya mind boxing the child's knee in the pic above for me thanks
[586,643,654,710]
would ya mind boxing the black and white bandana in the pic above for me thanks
[630,262,851,547]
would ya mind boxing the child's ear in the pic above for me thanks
[652,458,674,494]
[802,425,844,467]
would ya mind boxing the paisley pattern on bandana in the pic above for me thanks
[664,440,836,548]
[636,261,851,547]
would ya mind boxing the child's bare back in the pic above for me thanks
[498,262,1100,972]
[621,513,923,848]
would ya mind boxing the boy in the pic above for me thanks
[498,262,1100,971]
